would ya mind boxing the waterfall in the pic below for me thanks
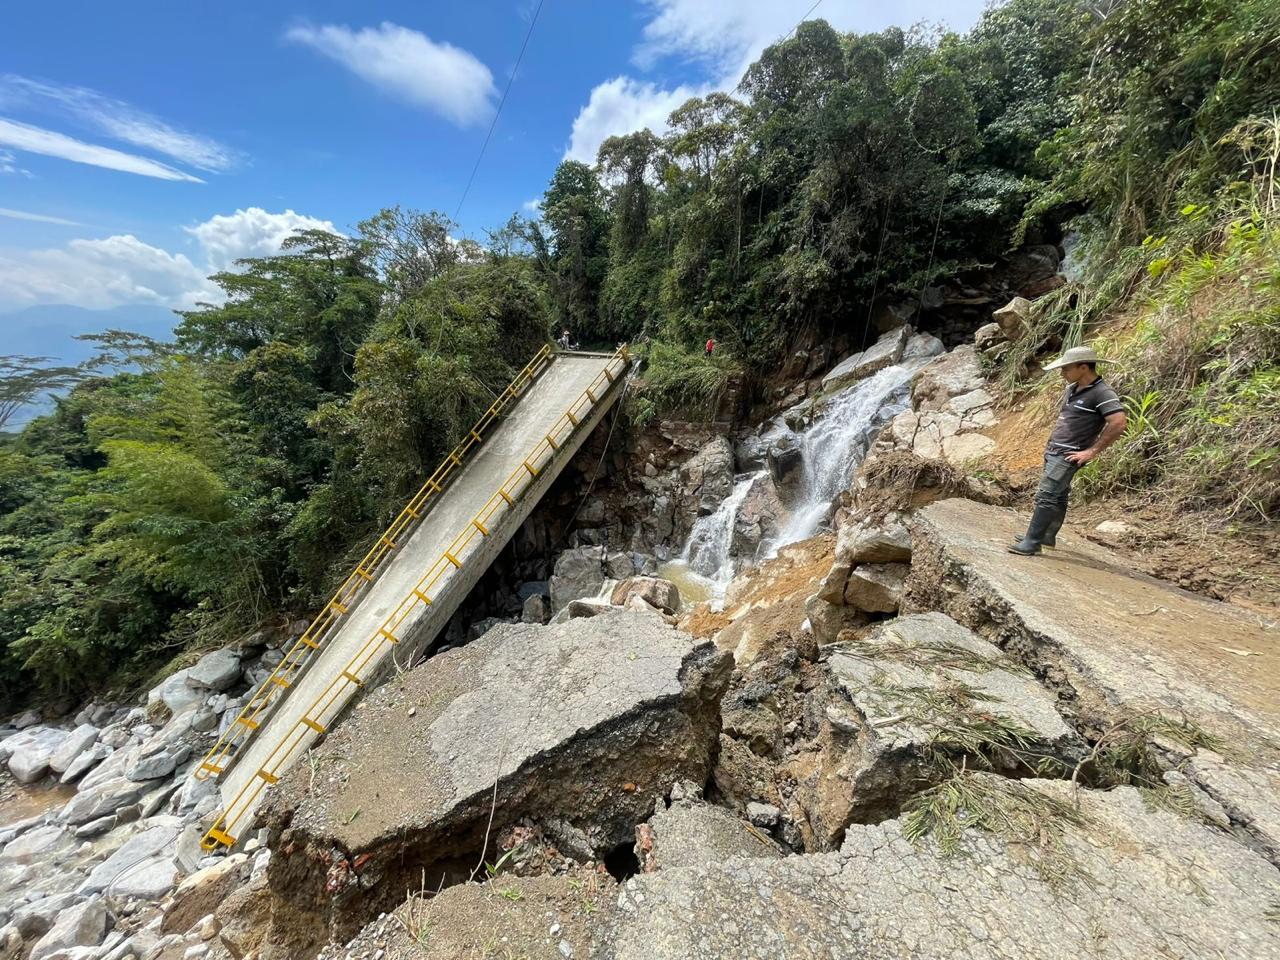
[665,358,915,607]
[768,363,913,551]
[663,470,764,609]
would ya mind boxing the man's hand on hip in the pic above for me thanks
[1065,448,1097,465]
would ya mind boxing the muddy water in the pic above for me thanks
[656,560,714,606]
[0,777,75,827]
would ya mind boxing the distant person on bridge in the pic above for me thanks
[1009,345,1128,556]
[705,337,716,357]
[557,329,577,351]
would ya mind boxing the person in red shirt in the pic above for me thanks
[705,338,715,357]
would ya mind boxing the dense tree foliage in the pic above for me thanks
[3,0,1276,706]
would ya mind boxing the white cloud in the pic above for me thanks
[0,75,240,172]
[0,208,338,310]
[186,207,337,272]
[285,21,496,127]
[565,0,987,163]
[565,77,701,164]
[521,197,542,214]
[0,117,204,182]
[0,207,80,226]
[0,148,31,177]
[0,235,215,310]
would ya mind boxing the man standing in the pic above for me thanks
[1009,345,1128,556]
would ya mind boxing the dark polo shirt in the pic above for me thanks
[1045,377,1125,456]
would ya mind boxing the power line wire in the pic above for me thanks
[454,0,547,222]
[781,0,826,42]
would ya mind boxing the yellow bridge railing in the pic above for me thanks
[193,344,555,784]
[200,345,630,850]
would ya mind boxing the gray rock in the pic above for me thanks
[73,815,117,839]
[11,892,79,939]
[189,707,218,734]
[29,897,107,960]
[843,562,909,613]
[126,751,177,782]
[974,321,1005,352]
[98,725,130,750]
[803,613,1081,842]
[48,724,100,776]
[902,331,945,361]
[147,670,203,714]
[61,777,147,826]
[610,577,681,615]
[911,345,985,412]
[60,742,111,784]
[604,781,1280,959]
[260,611,732,955]
[640,801,783,872]
[0,824,73,865]
[80,821,181,896]
[110,855,177,900]
[835,515,912,565]
[520,593,549,625]
[765,435,804,488]
[604,551,635,581]
[6,727,71,783]
[821,326,909,394]
[679,437,735,518]
[745,802,781,829]
[992,295,1033,337]
[12,710,41,729]
[185,649,241,691]
[548,545,605,614]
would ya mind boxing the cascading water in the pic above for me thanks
[665,356,917,608]
[662,470,765,608]
[768,363,914,551]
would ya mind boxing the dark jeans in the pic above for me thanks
[1035,453,1080,511]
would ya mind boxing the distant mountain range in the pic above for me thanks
[1,303,182,429]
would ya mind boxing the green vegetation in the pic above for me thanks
[3,0,1277,705]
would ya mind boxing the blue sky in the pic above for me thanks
[0,0,986,319]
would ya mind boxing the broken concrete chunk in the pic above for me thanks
[260,610,731,956]
[800,612,1080,842]
[640,800,783,872]
[603,781,1280,959]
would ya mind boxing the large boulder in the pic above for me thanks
[259,611,732,956]
[6,727,70,783]
[0,825,74,865]
[842,562,909,613]
[47,724,99,776]
[79,819,181,896]
[765,435,804,488]
[186,648,242,691]
[59,742,111,784]
[610,577,681,615]
[548,545,605,614]
[911,345,985,412]
[821,326,909,394]
[602,780,1280,959]
[679,436,735,517]
[147,669,204,714]
[800,613,1081,841]
[992,295,1034,337]
[835,514,912,565]
[29,898,107,960]
[60,776,147,826]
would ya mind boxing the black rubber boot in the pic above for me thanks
[1041,504,1067,549]
[1008,503,1057,556]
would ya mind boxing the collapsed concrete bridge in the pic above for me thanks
[191,345,631,850]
